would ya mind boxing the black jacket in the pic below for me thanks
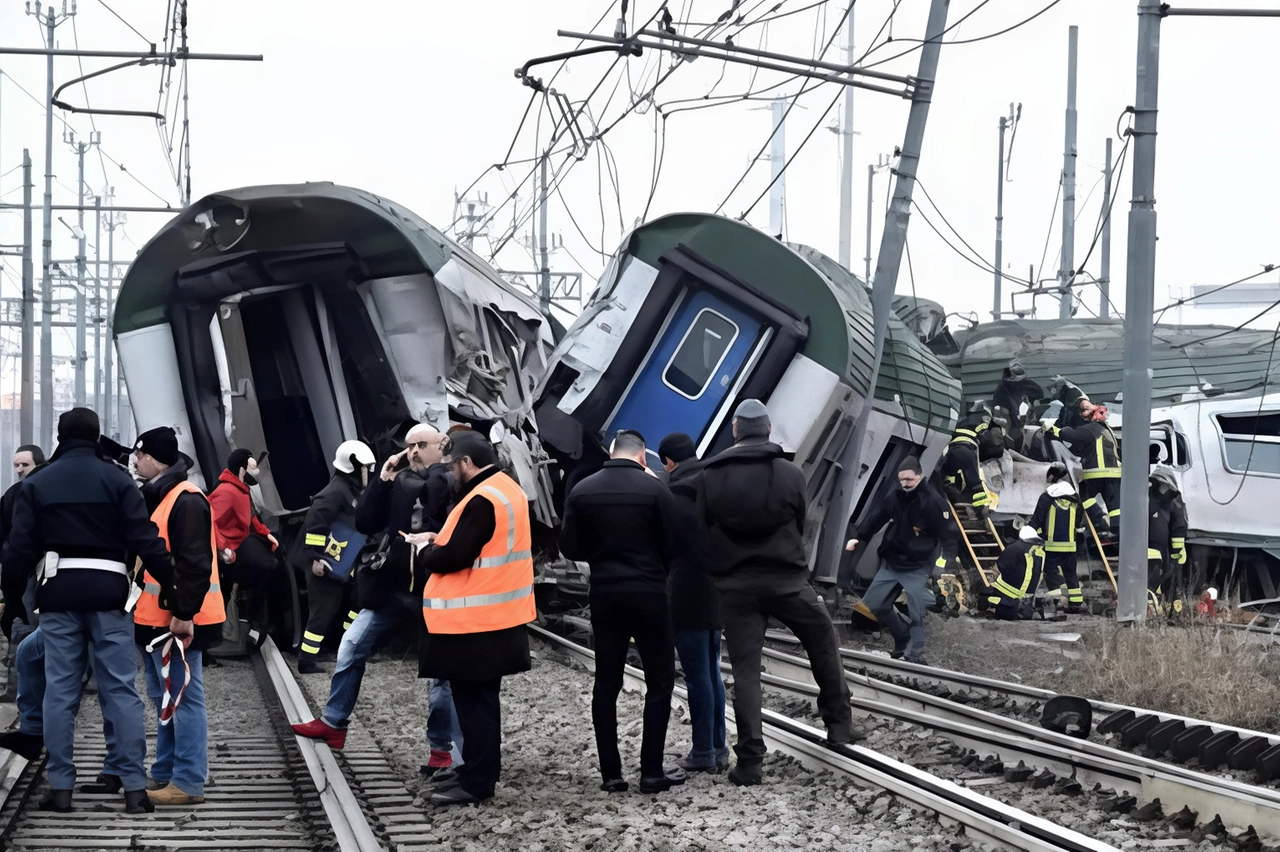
[850,481,953,571]
[292,471,364,574]
[699,438,809,589]
[1149,485,1189,560]
[1049,421,1121,477]
[138,456,222,649]
[2,441,172,613]
[416,467,531,682]
[667,459,720,630]
[993,374,1044,427]
[0,477,30,630]
[559,459,680,597]
[356,463,452,608]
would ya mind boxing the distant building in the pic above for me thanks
[1168,279,1280,328]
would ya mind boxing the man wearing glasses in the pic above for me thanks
[131,426,225,807]
[292,423,461,774]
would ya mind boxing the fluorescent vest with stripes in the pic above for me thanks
[422,471,535,635]
[135,480,227,628]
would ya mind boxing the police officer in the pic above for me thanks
[985,526,1047,620]
[2,408,171,814]
[416,430,535,805]
[129,426,224,806]
[1046,402,1122,534]
[1030,462,1110,613]
[1147,467,1189,613]
[293,440,375,674]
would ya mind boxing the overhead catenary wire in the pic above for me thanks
[1154,265,1278,324]
[860,0,1066,71]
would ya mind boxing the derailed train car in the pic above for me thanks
[112,182,559,642]
[531,212,961,601]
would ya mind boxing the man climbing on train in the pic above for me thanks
[1030,462,1110,614]
[1046,399,1122,536]
[940,410,995,514]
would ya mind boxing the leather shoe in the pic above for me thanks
[291,718,346,750]
[79,773,123,794]
[728,763,762,787]
[38,789,72,812]
[0,731,44,761]
[149,782,205,806]
[600,778,629,793]
[639,767,686,794]
[677,757,720,774]
[123,789,155,814]
[297,658,324,675]
[430,786,485,806]
[430,767,458,786]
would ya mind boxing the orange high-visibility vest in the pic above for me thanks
[422,471,535,635]
[135,480,227,628]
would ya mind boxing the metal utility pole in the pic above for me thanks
[537,154,551,318]
[838,3,855,267]
[769,97,787,238]
[39,5,56,450]
[1058,26,1079,320]
[20,150,33,445]
[994,113,1008,320]
[864,154,892,285]
[824,0,951,579]
[93,195,101,410]
[72,139,87,407]
[1100,138,1113,319]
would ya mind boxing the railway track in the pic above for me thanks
[0,636,437,852]
[529,623,1117,852]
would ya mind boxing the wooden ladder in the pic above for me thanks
[1083,511,1120,595]
[947,497,1005,587]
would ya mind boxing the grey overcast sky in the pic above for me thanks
[1,0,1278,390]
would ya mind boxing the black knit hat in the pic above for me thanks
[57,407,100,443]
[227,448,254,475]
[135,426,180,466]
[898,455,923,475]
[446,429,497,468]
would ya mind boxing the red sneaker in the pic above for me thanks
[291,719,346,750]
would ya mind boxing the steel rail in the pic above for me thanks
[757,644,1280,840]
[258,637,385,852]
[529,625,1114,852]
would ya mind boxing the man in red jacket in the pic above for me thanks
[208,449,278,602]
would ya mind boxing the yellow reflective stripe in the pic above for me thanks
[1044,543,1076,553]
[305,534,327,546]
[300,643,320,654]
[1067,588,1084,603]
[304,631,324,642]
[1108,509,1121,517]
[1081,469,1122,480]
[423,584,533,611]
[993,578,1024,599]
[1171,538,1185,548]
[1081,497,1098,509]
[348,611,360,620]
[934,557,947,569]
[343,621,353,630]
[987,596,1003,606]
[473,549,533,569]
[1147,548,1163,560]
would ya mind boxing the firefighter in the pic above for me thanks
[292,440,375,675]
[1147,467,1189,614]
[1045,401,1122,534]
[940,414,994,512]
[1030,462,1110,613]
[985,526,1046,621]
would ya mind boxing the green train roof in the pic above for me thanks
[624,213,959,430]
[114,182,542,335]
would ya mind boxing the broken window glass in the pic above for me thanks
[663,309,739,399]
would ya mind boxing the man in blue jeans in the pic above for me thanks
[293,423,462,770]
[659,433,727,773]
[1,408,172,813]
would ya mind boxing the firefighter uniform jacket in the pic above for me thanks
[1047,421,1121,480]
[1148,485,1189,567]
[1030,485,1109,552]
[291,472,364,574]
[990,538,1046,605]
[941,425,991,507]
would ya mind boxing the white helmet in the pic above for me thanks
[332,440,375,474]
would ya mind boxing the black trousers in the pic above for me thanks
[301,571,345,659]
[589,592,675,781]
[451,677,503,799]
[223,535,278,593]
[718,582,852,765]
[1081,478,1121,535]
[1042,551,1082,598]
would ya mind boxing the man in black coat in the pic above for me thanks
[847,456,953,664]
[3,408,172,814]
[699,399,853,787]
[0,443,46,697]
[659,432,727,774]
[560,429,685,794]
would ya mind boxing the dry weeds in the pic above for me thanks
[1065,621,1280,732]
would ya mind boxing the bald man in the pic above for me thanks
[293,424,462,771]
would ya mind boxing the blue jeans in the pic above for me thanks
[142,643,208,797]
[321,607,463,762]
[16,627,45,735]
[41,610,147,791]
[673,629,727,766]
[862,562,930,658]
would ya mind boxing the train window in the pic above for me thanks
[662,308,739,400]
[1217,413,1280,475]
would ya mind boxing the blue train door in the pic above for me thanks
[607,289,764,449]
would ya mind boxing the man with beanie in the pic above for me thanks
[209,448,278,606]
[2,408,172,813]
[291,440,375,674]
[699,399,854,787]
[131,426,224,806]
[847,456,953,665]
[293,424,462,774]
[658,432,727,775]
[416,430,535,805]
[560,429,685,794]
